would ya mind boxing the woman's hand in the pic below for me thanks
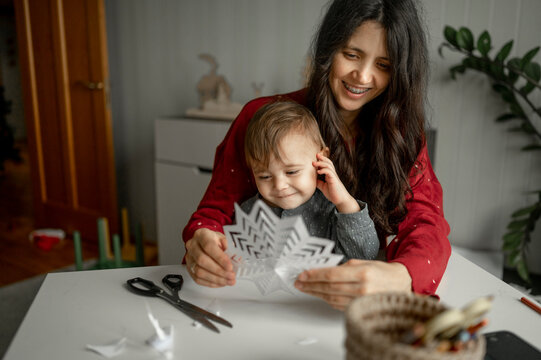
[313,153,360,214]
[294,259,412,310]
[185,228,236,287]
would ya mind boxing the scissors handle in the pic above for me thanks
[126,276,233,333]
[127,277,165,297]
[162,274,183,294]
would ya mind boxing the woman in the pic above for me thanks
[183,0,451,310]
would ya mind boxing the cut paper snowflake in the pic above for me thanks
[224,200,344,295]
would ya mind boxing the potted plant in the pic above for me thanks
[439,26,540,283]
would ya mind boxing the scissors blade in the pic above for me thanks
[156,292,221,333]
[173,298,233,328]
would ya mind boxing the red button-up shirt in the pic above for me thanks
[182,89,451,295]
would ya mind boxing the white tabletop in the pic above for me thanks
[4,251,541,359]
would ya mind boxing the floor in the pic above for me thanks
[0,142,160,357]
[0,142,157,287]
[0,143,101,286]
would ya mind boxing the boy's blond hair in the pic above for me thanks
[245,101,325,169]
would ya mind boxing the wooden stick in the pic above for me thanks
[113,234,122,268]
[120,207,136,261]
[121,208,130,247]
[97,218,109,264]
[73,231,83,271]
[135,222,145,266]
[521,297,541,315]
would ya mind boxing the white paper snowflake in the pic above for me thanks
[224,200,344,295]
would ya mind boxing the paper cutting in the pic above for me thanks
[145,303,174,359]
[224,200,344,295]
[85,337,127,358]
[297,337,319,346]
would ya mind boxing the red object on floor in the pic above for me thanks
[34,235,60,251]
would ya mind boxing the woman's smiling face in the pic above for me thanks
[329,21,391,125]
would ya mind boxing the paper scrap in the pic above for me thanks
[85,337,127,358]
[146,325,174,352]
[224,200,344,295]
[297,337,318,346]
[145,303,174,358]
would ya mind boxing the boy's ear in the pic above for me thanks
[321,146,330,157]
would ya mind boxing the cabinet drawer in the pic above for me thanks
[155,162,213,264]
[155,117,231,168]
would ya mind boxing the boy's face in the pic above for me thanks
[252,131,321,210]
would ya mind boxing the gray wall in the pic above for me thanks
[105,0,541,273]
[426,0,541,273]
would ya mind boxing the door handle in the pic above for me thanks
[76,81,104,90]
[196,166,213,174]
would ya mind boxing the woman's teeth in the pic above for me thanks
[344,82,369,94]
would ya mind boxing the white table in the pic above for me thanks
[4,251,541,359]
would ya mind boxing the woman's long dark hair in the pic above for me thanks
[306,0,428,237]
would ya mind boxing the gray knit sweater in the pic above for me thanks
[240,189,379,261]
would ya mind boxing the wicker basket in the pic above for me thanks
[344,293,486,360]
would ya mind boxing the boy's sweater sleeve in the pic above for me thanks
[386,145,451,295]
[333,201,379,260]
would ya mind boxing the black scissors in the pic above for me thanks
[126,274,232,333]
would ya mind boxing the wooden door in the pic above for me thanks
[14,0,118,240]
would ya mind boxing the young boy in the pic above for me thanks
[242,101,378,261]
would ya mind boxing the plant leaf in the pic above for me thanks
[532,207,541,222]
[477,31,491,56]
[462,57,481,70]
[502,90,515,103]
[457,27,474,51]
[512,205,538,217]
[521,122,537,134]
[449,64,466,79]
[520,46,540,68]
[492,84,507,93]
[503,232,522,251]
[520,82,535,95]
[506,249,521,266]
[443,26,459,47]
[492,84,514,103]
[516,259,531,283]
[507,219,529,230]
[495,113,519,122]
[438,44,445,58]
[503,231,523,241]
[521,144,541,151]
[509,103,524,117]
[524,62,541,82]
[506,57,522,83]
[503,240,522,252]
[496,40,513,62]
[489,63,505,79]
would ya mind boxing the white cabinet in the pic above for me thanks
[155,117,231,264]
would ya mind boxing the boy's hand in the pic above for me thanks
[313,152,360,214]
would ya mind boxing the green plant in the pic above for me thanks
[439,25,541,283]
